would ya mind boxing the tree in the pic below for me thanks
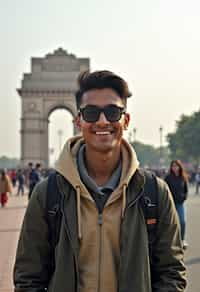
[167,110,200,165]
[130,141,169,168]
[0,156,19,169]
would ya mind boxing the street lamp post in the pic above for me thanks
[133,127,137,142]
[159,126,163,166]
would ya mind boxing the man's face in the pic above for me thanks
[75,88,130,154]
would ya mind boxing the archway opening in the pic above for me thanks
[49,108,74,167]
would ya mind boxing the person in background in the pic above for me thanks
[165,160,188,249]
[0,169,12,207]
[16,169,25,196]
[28,163,41,199]
[24,162,33,187]
[195,169,200,194]
[10,169,17,188]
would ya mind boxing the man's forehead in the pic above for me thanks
[81,88,124,106]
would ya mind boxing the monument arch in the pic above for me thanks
[17,48,90,167]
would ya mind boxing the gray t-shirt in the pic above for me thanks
[77,144,122,212]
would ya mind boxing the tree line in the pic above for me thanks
[129,108,200,168]
[167,109,200,167]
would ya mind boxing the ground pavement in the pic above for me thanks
[0,188,199,292]
[184,188,200,292]
[0,193,27,292]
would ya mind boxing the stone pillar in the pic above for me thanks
[20,116,47,167]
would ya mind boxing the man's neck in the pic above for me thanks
[85,147,121,186]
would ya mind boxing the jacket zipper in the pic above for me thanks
[98,212,103,292]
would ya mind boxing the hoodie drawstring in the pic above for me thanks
[76,186,82,240]
[121,184,127,219]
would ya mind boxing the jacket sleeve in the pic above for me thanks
[13,179,51,292]
[151,178,187,292]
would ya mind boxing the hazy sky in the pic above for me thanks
[0,0,200,164]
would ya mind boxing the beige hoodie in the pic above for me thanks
[55,135,139,292]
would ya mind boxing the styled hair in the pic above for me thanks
[170,160,188,182]
[75,70,132,109]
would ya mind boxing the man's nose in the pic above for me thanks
[96,112,109,123]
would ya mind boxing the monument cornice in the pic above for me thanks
[20,129,45,134]
[17,89,75,97]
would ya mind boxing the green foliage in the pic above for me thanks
[0,156,19,169]
[130,141,169,167]
[167,110,200,164]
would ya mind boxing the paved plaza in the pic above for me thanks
[0,187,199,292]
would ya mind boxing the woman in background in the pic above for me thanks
[165,160,188,249]
[0,169,12,207]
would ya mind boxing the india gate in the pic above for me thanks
[17,48,90,167]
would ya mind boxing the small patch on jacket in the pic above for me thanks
[147,218,157,225]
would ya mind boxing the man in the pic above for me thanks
[14,70,186,291]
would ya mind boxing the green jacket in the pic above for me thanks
[13,137,186,292]
[13,172,186,292]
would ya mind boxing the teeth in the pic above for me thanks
[95,131,110,135]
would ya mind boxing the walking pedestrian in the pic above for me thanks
[14,70,186,291]
[10,169,17,188]
[16,169,25,196]
[0,169,12,207]
[28,163,41,199]
[195,169,200,194]
[165,160,189,249]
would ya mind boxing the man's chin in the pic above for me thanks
[91,142,115,153]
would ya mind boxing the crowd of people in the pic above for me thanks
[0,161,199,207]
[0,163,46,207]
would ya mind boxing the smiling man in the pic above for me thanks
[14,70,186,292]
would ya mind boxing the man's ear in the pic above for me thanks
[123,113,130,130]
[74,114,82,130]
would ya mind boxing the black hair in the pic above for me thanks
[75,70,132,109]
[170,160,188,182]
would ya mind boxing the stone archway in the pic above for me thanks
[17,48,90,167]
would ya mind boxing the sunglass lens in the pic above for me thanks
[82,106,99,122]
[105,105,122,122]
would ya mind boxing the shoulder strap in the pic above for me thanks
[46,171,63,273]
[46,171,63,246]
[140,170,159,262]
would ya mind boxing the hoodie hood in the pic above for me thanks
[55,135,140,239]
[55,135,139,196]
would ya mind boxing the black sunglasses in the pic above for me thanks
[79,104,126,123]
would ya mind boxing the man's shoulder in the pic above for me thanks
[140,170,172,205]
[30,177,48,206]
[155,176,177,213]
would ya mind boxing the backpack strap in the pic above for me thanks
[139,170,159,263]
[45,171,63,274]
